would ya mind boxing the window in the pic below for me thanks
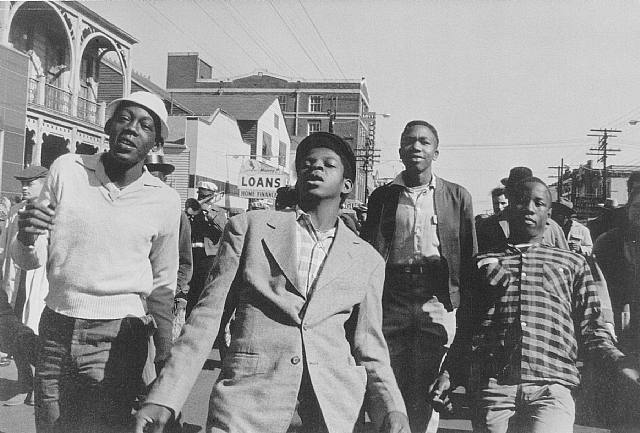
[278,95,287,112]
[279,141,287,166]
[308,120,321,135]
[274,113,279,130]
[262,132,273,158]
[309,95,322,112]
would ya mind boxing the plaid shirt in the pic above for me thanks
[446,243,623,388]
[295,207,337,296]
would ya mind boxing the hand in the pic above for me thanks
[380,411,410,433]
[568,241,581,253]
[133,403,172,433]
[428,371,453,414]
[17,198,55,245]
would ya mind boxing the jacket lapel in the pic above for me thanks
[263,211,304,298]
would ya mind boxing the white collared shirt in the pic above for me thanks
[388,173,440,265]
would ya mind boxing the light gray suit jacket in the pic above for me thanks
[146,209,406,433]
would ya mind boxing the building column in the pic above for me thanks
[0,2,11,46]
[33,119,44,166]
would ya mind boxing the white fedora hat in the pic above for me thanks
[106,91,169,140]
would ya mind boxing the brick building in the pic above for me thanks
[165,52,373,202]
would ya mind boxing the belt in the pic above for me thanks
[386,263,442,274]
[192,242,205,248]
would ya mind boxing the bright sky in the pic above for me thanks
[89,0,640,213]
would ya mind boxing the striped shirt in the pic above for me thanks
[295,207,337,296]
[447,243,623,388]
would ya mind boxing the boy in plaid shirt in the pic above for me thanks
[430,177,640,433]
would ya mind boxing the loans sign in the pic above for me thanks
[238,170,289,199]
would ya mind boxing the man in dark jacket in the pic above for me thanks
[361,120,476,432]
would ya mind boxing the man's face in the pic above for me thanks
[628,192,640,230]
[296,147,352,201]
[399,125,439,173]
[197,187,215,200]
[21,178,44,200]
[107,103,159,167]
[507,181,551,241]
[492,194,508,214]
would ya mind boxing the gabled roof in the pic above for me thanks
[173,94,278,120]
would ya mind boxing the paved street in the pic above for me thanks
[0,350,615,433]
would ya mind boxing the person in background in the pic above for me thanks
[491,186,509,214]
[589,171,640,241]
[144,152,193,310]
[185,181,227,317]
[12,91,180,432]
[551,198,593,255]
[431,177,640,433]
[0,166,49,406]
[362,120,476,433]
[135,131,410,433]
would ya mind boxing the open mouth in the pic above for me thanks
[115,137,135,150]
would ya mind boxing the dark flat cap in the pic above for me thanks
[144,153,175,175]
[15,166,48,181]
[295,132,356,182]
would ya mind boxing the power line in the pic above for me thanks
[221,0,299,77]
[142,0,234,76]
[266,0,326,78]
[193,0,262,69]
[297,0,347,79]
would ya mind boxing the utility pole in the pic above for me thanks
[587,128,621,203]
[355,113,380,204]
[327,109,336,133]
[548,158,569,201]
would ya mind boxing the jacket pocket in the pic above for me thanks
[222,352,264,379]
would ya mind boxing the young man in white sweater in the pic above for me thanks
[12,91,180,432]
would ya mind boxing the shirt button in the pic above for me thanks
[291,356,301,365]
[302,324,308,331]
[522,272,527,278]
[521,322,527,328]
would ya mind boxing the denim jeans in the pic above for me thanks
[35,307,149,433]
[382,271,457,433]
[472,379,575,433]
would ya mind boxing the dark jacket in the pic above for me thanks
[361,177,477,309]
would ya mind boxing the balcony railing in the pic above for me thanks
[77,96,97,124]
[28,78,39,105]
[44,83,71,115]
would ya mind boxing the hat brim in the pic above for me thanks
[500,177,509,186]
[106,98,169,140]
[146,163,175,175]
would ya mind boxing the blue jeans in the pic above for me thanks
[472,379,575,433]
[35,307,149,433]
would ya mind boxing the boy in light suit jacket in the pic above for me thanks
[135,132,409,433]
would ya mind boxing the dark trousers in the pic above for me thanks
[286,367,329,433]
[35,308,149,433]
[382,270,456,433]
[186,248,216,317]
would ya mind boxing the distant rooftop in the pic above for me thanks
[172,94,278,120]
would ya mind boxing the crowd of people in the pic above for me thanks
[1,90,640,433]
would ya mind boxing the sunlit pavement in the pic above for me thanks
[0,350,622,433]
